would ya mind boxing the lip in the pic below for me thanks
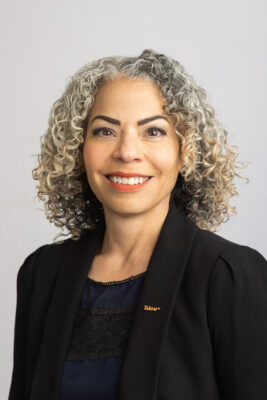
[105,175,152,192]
[105,171,152,178]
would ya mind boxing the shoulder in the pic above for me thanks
[209,242,267,288]
[206,236,267,326]
[200,227,267,278]
[17,229,99,288]
[195,226,247,251]
[194,226,266,264]
[17,236,74,285]
[191,227,267,288]
[210,242,267,297]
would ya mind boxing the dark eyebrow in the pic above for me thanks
[89,115,169,126]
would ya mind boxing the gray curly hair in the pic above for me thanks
[32,49,249,243]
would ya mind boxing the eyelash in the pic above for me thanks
[92,126,167,138]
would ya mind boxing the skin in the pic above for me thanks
[83,75,182,281]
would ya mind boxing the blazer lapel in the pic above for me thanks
[30,199,198,400]
[30,221,106,399]
[118,200,198,399]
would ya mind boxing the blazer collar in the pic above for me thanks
[30,199,198,400]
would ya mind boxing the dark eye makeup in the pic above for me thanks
[92,126,167,137]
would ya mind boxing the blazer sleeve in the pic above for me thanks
[8,245,47,400]
[207,245,267,400]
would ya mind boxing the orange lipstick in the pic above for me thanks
[105,176,152,192]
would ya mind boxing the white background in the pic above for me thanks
[1,0,266,397]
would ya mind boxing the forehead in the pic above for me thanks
[93,76,168,110]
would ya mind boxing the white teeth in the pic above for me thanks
[107,176,150,185]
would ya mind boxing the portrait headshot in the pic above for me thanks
[3,2,267,400]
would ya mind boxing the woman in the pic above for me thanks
[8,49,267,400]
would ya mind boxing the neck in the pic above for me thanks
[97,197,170,271]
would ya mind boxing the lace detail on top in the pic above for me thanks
[87,270,147,286]
[66,305,136,360]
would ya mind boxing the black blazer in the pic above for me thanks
[8,199,267,400]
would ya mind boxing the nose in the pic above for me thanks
[112,131,143,162]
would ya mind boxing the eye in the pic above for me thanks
[92,128,113,137]
[147,126,167,137]
[91,126,167,137]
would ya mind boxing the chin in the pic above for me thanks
[104,200,151,214]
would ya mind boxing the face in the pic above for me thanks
[83,75,182,217]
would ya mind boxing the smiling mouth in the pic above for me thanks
[104,175,153,190]
[105,175,152,182]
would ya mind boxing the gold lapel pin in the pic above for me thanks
[144,305,161,311]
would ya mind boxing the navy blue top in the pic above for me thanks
[60,271,147,400]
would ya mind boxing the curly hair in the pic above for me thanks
[32,49,249,243]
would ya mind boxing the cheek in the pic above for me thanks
[83,142,102,171]
[151,144,179,173]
